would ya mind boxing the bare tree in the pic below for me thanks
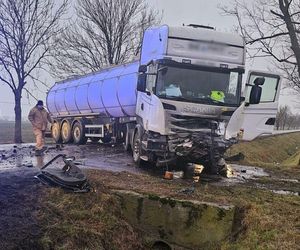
[276,105,290,129]
[276,105,300,129]
[0,0,68,143]
[50,0,161,78]
[221,0,300,92]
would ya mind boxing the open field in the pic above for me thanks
[0,121,35,144]
[0,121,53,144]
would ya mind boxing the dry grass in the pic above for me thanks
[38,180,144,250]
[282,150,300,168]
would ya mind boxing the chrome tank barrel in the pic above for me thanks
[46,61,139,117]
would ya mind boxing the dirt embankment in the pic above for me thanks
[226,132,300,169]
[0,168,43,250]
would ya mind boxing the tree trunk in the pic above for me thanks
[14,91,22,143]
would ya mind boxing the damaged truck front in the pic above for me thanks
[47,24,281,174]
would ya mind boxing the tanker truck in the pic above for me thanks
[47,24,281,173]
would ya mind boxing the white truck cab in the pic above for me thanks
[134,25,281,173]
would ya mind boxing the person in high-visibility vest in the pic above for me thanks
[210,90,225,102]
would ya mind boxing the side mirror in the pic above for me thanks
[138,65,147,73]
[253,77,265,86]
[137,73,147,92]
[249,85,262,104]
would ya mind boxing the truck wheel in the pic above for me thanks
[51,122,62,143]
[72,121,87,145]
[133,129,142,166]
[61,120,73,143]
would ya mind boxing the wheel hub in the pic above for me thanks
[62,124,68,138]
[74,127,80,140]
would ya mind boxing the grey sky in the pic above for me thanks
[0,0,298,120]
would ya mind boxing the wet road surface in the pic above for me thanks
[0,142,273,182]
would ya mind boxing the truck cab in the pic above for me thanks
[133,25,281,173]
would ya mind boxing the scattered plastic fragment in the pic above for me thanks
[164,171,173,180]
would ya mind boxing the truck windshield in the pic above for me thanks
[156,65,241,106]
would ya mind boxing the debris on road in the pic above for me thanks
[177,186,195,194]
[219,164,235,178]
[193,164,204,183]
[35,154,91,193]
[163,171,173,180]
[24,162,34,168]
[173,171,184,179]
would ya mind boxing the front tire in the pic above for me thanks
[132,129,142,166]
[123,124,131,151]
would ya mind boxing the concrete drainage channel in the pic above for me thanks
[113,190,236,250]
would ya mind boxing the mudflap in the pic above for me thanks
[35,173,90,193]
[35,154,91,193]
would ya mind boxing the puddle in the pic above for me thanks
[0,145,56,170]
[230,164,270,179]
[215,164,270,186]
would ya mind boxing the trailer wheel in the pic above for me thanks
[61,120,73,143]
[133,129,142,166]
[51,121,62,143]
[72,121,87,145]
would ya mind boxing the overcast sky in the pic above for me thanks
[0,0,298,120]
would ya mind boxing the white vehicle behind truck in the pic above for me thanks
[47,24,281,174]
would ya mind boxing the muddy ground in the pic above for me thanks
[0,142,299,249]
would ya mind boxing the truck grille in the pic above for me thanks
[168,114,215,133]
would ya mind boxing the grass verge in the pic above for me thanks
[226,132,300,169]
[38,170,300,250]
[37,180,144,250]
